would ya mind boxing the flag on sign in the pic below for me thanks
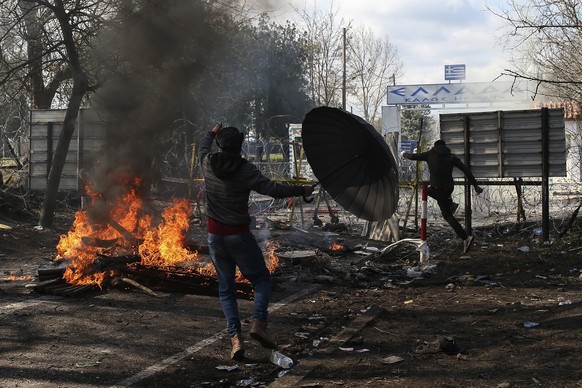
[444,64,466,81]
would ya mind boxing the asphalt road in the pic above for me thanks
[0,281,320,388]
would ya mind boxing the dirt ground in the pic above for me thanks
[2,198,582,387]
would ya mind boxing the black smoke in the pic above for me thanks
[86,0,229,222]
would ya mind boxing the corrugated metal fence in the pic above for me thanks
[29,109,105,190]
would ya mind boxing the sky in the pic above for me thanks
[263,0,514,86]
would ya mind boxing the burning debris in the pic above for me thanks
[329,241,343,251]
[2,272,33,282]
[31,176,283,297]
[28,174,426,298]
[55,177,206,288]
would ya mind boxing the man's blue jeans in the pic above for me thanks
[208,232,272,337]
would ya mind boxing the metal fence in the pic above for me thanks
[249,158,582,241]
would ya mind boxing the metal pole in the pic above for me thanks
[342,27,347,110]
[463,115,473,235]
[47,122,53,178]
[413,118,424,228]
[541,108,550,242]
[420,183,428,263]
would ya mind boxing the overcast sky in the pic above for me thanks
[264,0,514,86]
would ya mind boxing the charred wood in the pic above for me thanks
[107,218,140,247]
[122,264,253,298]
[37,266,66,281]
[81,236,118,248]
[67,284,98,296]
[53,284,97,296]
[34,277,65,290]
[44,283,75,295]
[93,254,140,270]
[111,276,159,297]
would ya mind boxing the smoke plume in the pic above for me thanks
[86,0,228,222]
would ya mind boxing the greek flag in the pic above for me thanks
[444,64,466,81]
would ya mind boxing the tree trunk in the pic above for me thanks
[39,71,88,227]
[20,0,51,109]
[39,0,88,228]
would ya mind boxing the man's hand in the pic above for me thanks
[474,185,484,195]
[402,152,412,159]
[210,122,222,134]
[302,185,314,197]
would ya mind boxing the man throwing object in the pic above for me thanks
[403,140,483,254]
[200,123,313,360]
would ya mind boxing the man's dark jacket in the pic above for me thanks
[200,133,304,226]
[407,143,478,189]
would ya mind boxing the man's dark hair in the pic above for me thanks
[434,140,446,147]
[216,126,244,153]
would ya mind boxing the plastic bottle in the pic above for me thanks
[270,351,294,369]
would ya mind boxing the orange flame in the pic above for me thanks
[4,274,33,281]
[264,240,280,273]
[57,178,199,287]
[57,176,281,288]
[232,240,280,283]
[139,199,196,266]
[329,241,343,251]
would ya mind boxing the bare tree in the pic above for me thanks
[0,0,115,227]
[490,0,582,100]
[294,1,349,107]
[347,25,402,124]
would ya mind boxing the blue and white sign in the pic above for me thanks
[445,64,466,81]
[401,140,418,153]
[387,81,530,105]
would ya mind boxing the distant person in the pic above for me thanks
[403,140,483,254]
[199,123,313,360]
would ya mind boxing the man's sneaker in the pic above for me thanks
[450,202,459,214]
[250,320,278,349]
[230,333,245,360]
[463,235,475,254]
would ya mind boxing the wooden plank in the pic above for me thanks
[28,278,64,291]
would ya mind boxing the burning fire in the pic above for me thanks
[3,273,33,281]
[57,176,279,288]
[57,177,199,287]
[139,199,196,266]
[264,240,280,273]
[329,241,343,251]
[232,240,280,283]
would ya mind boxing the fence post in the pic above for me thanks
[420,183,428,262]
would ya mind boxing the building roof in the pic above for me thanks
[535,101,581,121]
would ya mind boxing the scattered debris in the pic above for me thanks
[111,276,159,297]
[379,355,404,364]
[405,267,423,278]
[415,336,459,355]
[523,321,539,328]
[216,365,239,372]
[74,360,102,368]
